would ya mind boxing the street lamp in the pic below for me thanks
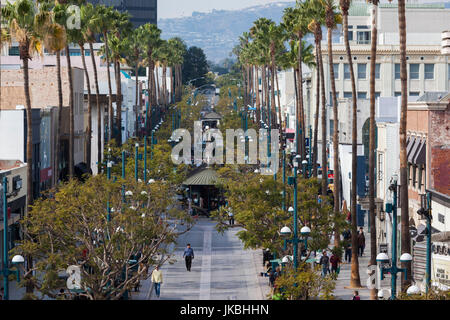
[302,160,308,179]
[377,174,412,300]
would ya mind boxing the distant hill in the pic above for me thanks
[158,2,296,63]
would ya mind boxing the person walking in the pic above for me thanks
[345,243,352,263]
[352,290,361,300]
[0,287,4,300]
[183,243,195,272]
[330,252,341,275]
[151,266,163,299]
[319,250,330,278]
[357,227,366,257]
[228,209,234,226]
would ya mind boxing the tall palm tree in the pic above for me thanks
[125,28,144,137]
[2,0,45,295]
[77,3,95,172]
[82,2,103,171]
[322,0,342,249]
[139,23,162,132]
[368,0,379,300]
[308,0,328,196]
[41,6,66,185]
[395,0,411,292]
[96,5,114,143]
[340,0,362,288]
[282,3,310,159]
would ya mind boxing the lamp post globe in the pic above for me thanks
[125,190,133,196]
[406,285,420,295]
[288,207,294,213]
[280,226,292,237]
[302,160,308,166]
[282,256,290,264]
[300,226,311,237]
[400,253,413,263]
[376,252,389,263]
[11,255,25,264]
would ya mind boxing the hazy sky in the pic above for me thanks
[158,0,294,19]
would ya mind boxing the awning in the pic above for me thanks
[408,137,420,163]
[406,137,415,159]
[182,168,219,186]
[413,139,426,165]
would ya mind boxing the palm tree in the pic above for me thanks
[95,5,114,143]
[139,23,162,132]
[396,0,411,293]
[41,5,66,185]
[82,2,103,171]
[368,0,379,300]
[76,3,95,172]
[125,28,144,137]
[2,0,45,295]
[282,3,310,159]
[109,10,132,145]
[322,0,342,249]
[340,0,362,288]
[308,0,328,197]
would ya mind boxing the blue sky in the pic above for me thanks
[158,0,294,19]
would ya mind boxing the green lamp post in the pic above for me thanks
[377,174,413,300]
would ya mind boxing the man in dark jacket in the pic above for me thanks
[183,244,195,271]
[357,227,365,257]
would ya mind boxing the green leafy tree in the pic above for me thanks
[182,46,209,87]
[13,175,194,300]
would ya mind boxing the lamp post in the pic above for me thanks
[376,174,413,300]
[107,161,112,222]
[135,143,139,182]
[281,215,311,271]
[1,177,25,300]
[417,191,432,294]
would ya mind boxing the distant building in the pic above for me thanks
[87,0,157,27]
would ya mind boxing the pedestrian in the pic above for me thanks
[269,270,276,288]
[345,243,352,263]
[357,227,365,257]
[151,266,163,299]
[183,243,195,272]
[228,209,234,226]
[330,252,341,275]
[352,290,361,300]
[0,287,4,300]
[319,250,330,277]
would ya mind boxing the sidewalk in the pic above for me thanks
[332,227,371,300]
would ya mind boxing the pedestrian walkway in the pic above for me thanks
[332,226,371,300]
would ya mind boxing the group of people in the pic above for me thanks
[319,250,341,278]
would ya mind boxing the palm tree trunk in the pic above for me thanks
[313,45,320,178]
[156,64,161,107]
[369,1,379,300]
[255,66,261,123]
[80,43,92,171]
[147,56,154,132]
[342,9,362,288]
[317,35,328,197]
[65,45,74,179]
[328,25,341,250]
[115,60,122,146]
[398,0,411,292]
[89,41,102,173]
[23,57,33,209]
[104,32,113,143]
[275,66,282,129]
[297,34,305,160]
[262,66,267,123]
[163,65,167,106]
[55,51,62,185]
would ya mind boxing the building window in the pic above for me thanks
[378,153,384,181]
[85,49,91,56]
[438,213,445,224]
[372,92,381,100]
[333,64,339,79]
[375,63,381,79]
[395,92,402,97]
[410,92,420,97]
[329,92,339,105]
[358,64,367,79]
[410,64,419,80]
[424,64,434,80]
[344,92,352,98]
[358,92,367,99]
[356,30,371,44]
[8,46,20,56]
[344,64,351,79]
[448,64,450,80]
[395,64,400,80]
[347,25,353,41]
